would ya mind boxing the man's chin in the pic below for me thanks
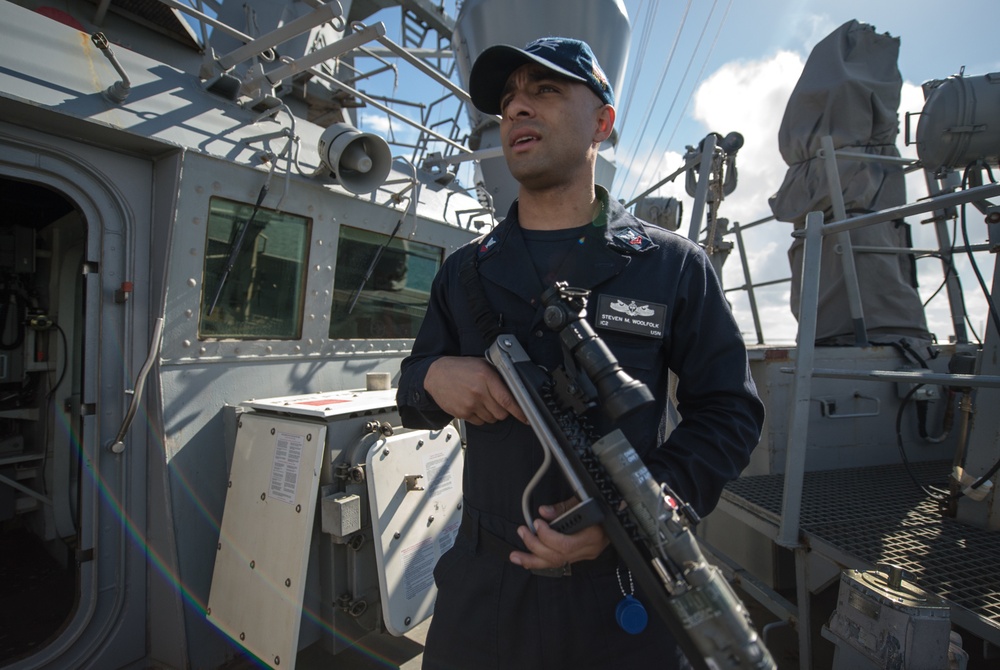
[510,165,559,191]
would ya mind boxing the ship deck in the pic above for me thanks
[718,460,1000,648]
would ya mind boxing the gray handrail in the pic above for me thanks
[109,317,165,454]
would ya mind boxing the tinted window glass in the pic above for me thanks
[200,197,310,339]
[330,226,442,339]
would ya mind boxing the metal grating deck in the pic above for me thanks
[722,461,1000,640]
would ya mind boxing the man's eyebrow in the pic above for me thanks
[501,69,574,97]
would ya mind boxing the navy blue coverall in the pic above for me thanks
[396,187,764,669]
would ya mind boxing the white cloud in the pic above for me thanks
[691,50,803,224]
[609,2,997,347]
[616,50,804,216]
[684,51,806,341]
[357,110,420,146]
[898,80,925,159]
[633,47,991,346]
[611,49,809,343]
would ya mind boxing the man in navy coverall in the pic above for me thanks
[396,37,764,669]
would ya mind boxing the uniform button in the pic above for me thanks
[411,391,420,402]
[534,330,544,338]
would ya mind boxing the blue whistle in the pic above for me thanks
[615,595,648,634]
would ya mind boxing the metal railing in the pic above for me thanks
[774,179,999,670]
[713,141,992,346]
[693,134,1000,667]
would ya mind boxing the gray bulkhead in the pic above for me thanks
[158,151,473,669]
[0,2,480,667]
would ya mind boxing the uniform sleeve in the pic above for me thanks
[645,248,765,517]
[396,254,463,429]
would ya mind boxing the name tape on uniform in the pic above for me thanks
[595,294,667,338]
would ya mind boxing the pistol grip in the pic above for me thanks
[549,497,604,534]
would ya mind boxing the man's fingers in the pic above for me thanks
[476,393,516,424]
[538,497,580,521]
[511,521,565,569]
[487,376,529,424]
[509,511,610,570]
[425,357,527,424]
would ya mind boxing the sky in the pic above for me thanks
[349,0,1000,345]
[608,0,1000,344]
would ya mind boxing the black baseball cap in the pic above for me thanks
[469,37,615,115]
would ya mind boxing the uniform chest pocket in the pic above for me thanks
[601,333,663,373]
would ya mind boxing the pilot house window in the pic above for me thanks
[330,226,442,339]
[199,197,310,339]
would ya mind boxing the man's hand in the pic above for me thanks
[425,356,528,426]
[509,498,610,570]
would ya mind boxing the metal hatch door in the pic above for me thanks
[207,413,327,669]
[365,424,463,636]
[0,126,153,670]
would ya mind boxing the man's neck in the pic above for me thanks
[516,182,601,231]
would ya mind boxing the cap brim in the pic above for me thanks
[469,44,587,116]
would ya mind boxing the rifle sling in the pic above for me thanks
[459,245,503,346]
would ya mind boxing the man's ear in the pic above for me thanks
[595,105,616,142]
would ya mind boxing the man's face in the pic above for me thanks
[498,63,610,191]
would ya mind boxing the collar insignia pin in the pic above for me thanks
[478,236,497,257]
[616,228,647,248]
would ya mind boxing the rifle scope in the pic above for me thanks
[541,282,653,422]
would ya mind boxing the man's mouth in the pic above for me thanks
[512,137,538,152]
[509,129,540,149]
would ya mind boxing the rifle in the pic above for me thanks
[484,283,775,670]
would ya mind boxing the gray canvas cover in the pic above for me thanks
[769,20,931,344]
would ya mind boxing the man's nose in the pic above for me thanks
[504,90,533,119]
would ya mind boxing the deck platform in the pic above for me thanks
[719,460,1000,648]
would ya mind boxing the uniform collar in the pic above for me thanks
[599,186,659,253]
[475,186,658,264]
[474,186,658,302]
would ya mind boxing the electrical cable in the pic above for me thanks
[919,218,959,309]
[615,0,659,130]
[959,165,1000,339]
[941,216,984,345]
[919,254,953,308]
[925,166,1000,501]
[48,323,68,396]
[619,0,672,135]
[38,322,69,497]
[951,244,1000,493]
[622,0,734,204]
[916,248,981,344]
[894,382,949,501]
[612,0,696,196]
[619,0,711,200]
[964,312,982,345]
[636,0,734,204]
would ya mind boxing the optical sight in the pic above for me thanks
[541,283,654,422]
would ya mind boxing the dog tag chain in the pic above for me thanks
[615,566,648,634]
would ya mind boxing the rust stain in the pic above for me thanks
[80,31,104,94]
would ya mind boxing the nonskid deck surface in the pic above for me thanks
[722,461,1000,640]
